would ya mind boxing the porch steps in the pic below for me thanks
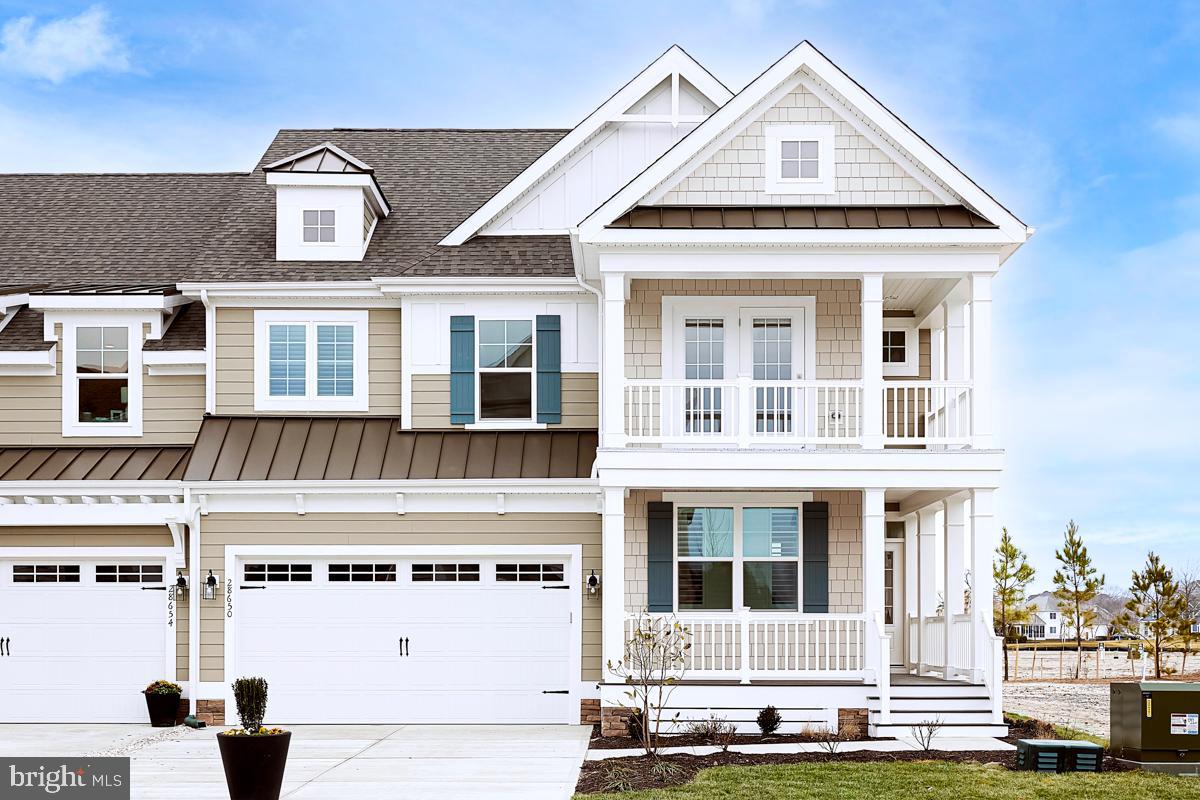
[865,686,1007,739]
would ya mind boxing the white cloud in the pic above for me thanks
[0,5,129,83]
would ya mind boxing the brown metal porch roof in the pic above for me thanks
[608,204,996,229]
[0,446,191,481]
[184,417,597,481]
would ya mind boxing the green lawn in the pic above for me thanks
[575,760,1200,799]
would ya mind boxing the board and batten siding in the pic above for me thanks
[411,372,599,429]
[214,307,402,415]
[0,339,204,447]
[197,512,602,684]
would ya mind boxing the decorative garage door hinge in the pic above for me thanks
[542,690,569,694]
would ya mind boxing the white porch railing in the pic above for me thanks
[626,611,868,681]
[623,379,975,447]
[882,381,973,445]
[623,379,862,446]
[908,613,974,675]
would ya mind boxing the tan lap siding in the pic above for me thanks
[0,344,204,446]
[197,512,602,684]
[623,489,863,613]
[626,279,862,381]
[214,307,402,415]
[410,372,599,428]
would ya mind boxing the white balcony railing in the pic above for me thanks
[626,611,868,681]
[883,381,973,445]
[622,379,974,448]
[623,379,863,446]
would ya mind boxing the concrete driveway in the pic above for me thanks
[0,724,592,799]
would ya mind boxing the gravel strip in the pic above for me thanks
[84,726,194,757]
[1004,682,1111,739]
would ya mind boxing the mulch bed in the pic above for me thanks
[576,715,1134,795]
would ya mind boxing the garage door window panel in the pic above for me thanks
[329,563,397,583]
[412,563,480,583]
[95,564,164,584]
[244,563,313,583]
[496,563,565,583]
[13,564,81,584]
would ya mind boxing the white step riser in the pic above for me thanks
[868,698,992,712]
[870,724,1009,738]
[871,711,998,725]
[877,684,988,699]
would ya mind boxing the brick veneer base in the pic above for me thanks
[600,706,634,738]
[196,700,225,726]
[580,698,601,727]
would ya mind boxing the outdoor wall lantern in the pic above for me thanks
[203,570,219,601]
[587,570,601,595]
[174,572,188,599]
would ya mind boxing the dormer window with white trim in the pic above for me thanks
[765,124,836,195]
[302,210,336,243]
[61,319,144,437]
[254,310,368,412]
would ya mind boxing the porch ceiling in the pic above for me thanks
[883,276,958,312]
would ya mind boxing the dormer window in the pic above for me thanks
[302,210,336,243]
[60,320,144,437]
[765,124,836,195]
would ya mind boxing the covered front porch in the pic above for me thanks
[598,486,1005,736]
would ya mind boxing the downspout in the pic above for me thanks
[568,229,603,481]
[184,487,201,718]
[199,290,215,415]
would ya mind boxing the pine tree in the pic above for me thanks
[993,528,1035,681]
[1126,552,1188,679]
[1052,521,1104,679]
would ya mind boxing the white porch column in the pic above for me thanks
[601,273,627,449]
[861,274,884,448]
[942,495,967,680]
[969,274,993,449]
[601,487,627,676]
[187,511,200,717]
[971,488,998,692]
[943,297,967,382]
[916,506,938,674]
[903,512,919,670]
[862,488,886,681]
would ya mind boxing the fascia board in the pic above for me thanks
[438,46,732,247]
[27,294,187,312]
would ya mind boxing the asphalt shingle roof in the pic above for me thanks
[0,128,572,287]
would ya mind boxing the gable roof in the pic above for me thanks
[263,141,373,173]
[579,41,1029,244]
[439,45,732,246]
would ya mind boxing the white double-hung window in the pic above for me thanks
[477,319,534,421]
[254,310,368,411]
[676,504,801,612]
[61,320,143,437]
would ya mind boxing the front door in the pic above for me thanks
[884,540,905,667]
[738,308,806,435]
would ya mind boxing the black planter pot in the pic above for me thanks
[217,731,292,800]
[144,692,180,727]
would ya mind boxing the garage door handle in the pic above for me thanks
[1,637,9,656]
[399,637,409,657]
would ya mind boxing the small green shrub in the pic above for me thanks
[757,705,782,736]
[231,676,269,732]
[144,680,182,695]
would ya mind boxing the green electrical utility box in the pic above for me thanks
[1111,681,1200,774]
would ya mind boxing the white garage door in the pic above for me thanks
[0,559,172,722]
[233,556,576,724]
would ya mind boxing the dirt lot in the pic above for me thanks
[1004,681,1113,738]
[1006,646,1197,680]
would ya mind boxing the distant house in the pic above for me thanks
[1009,591,1119,641]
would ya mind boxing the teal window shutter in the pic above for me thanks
[802,502,829,613]
[449,315,475,424]
[535,314,562,424]
[647,501,674,612]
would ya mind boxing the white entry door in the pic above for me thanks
[232,556,576,724]
[739,309,806,435]
[884,541,905,667]
[0,559,171,722]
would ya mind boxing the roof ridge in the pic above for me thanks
[0,171,248,177]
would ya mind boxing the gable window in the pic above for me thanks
[478,319,533,420]
[302,210,335,243]
[676,505,801,611]
[882,323,919,377]
[765,124,836,195]
[61,320,143,437]
[254,310,368,411]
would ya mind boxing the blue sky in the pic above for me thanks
[1,1,1197,592]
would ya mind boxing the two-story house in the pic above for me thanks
[0,42,1029,737]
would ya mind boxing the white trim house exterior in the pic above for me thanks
[0,41,1028,736]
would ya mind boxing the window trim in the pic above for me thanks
[253,309,369,412]
[61,319,144,437]
[473,317,536,424]
[764,124,836,195]
[673,502,803,613]
[882,322,919,377]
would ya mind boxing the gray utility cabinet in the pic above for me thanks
[1111,681,1200,772]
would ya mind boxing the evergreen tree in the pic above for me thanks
[993,527,1035,681]
[1052,520,1104,679]
[1125,552,1188,679]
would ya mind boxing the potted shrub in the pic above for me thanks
[144,680,182,727]
[217,677,291,800]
